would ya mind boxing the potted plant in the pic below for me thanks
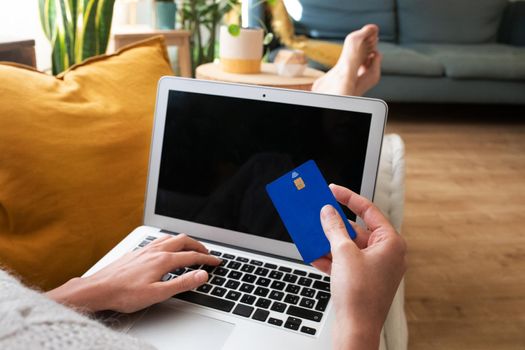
[219,0,275,74]
[39,0,116,75]
[155,0,177,30]
[180,0,239,75]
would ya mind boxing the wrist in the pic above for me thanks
[46,276,106,313]
[334,318,382,350]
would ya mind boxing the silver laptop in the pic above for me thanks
[84,77,387,350]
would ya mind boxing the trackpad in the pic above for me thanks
[128,304,235,349]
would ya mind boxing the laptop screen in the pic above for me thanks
[155,90,371,243]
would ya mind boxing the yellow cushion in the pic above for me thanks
[0,37,174,290]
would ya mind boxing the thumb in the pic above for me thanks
[320,205,358,252]
[166,270,209,295]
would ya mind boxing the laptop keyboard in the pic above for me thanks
[139,236,331,336]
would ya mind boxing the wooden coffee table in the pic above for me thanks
[196,62,324,90]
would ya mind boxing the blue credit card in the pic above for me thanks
[265,160,356,263]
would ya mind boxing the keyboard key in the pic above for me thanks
[254,267,269,276]
[284,294,300,305]
[268,317,283,326]
[269,290,284,301]
[308,273,322,280]
[285,284,300,294]
[293,269,307,276]
[227,261,242,270]
[226,291,241,301]
[241,264,255,273]
[264,263,277,269]
[242,274,257,283]
[298,277,312,287]
[174,291,234,312]
[250,260,263,266]
[240,294,256,305]
[269,271,284,280]
[228,271,243,280]
[223,253,235,260]
[299,297,315,309]
[284,316,302,331]
[278,266,292,273]
[252,308,270,322]
[213,267,229,276]
[225,280,240,290]
[255,298,271,309]
[316,299,329,312]
[196,284,212,293]
[270,280,286,290]
[312,280,330,292]
[254,287,269,297]
[300,287,316,298]
[301,326,317,335]
[323,276,331,282]
[283,274,298,283]
[287,305,323,322]
[271,302,287,313]
[209,250,222,256]
[172,268,186,275]
[233,304,254,317]
[201,265,215,273]
[161,273,173,282]
[316,291,331,301]
[240,283,255,293]
[236,256,249,263]
[210,276,226,286]
[189,264,201,270]
[219,259,227,266]
[211,287,227,297]
[256,277,271,287]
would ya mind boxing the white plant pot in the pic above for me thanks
[219,26,263,74]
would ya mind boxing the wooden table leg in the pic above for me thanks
[178,39,192,78]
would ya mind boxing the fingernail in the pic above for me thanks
[321,205,336,220]
[194,270,208,283]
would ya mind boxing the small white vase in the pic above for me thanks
[219,26,263,74]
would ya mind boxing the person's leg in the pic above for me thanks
[311,24,381,97]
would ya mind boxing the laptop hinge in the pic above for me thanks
[160,229,306,266]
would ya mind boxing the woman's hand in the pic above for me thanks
[47,234,221,313]
[312,184,407,350]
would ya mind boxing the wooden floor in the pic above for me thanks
[385,104,525,350]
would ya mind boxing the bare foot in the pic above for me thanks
[355,51,382,96]
[312,24,379,96]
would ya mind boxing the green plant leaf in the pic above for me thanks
[228,24,240,36]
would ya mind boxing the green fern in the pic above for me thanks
[39,0,116,75]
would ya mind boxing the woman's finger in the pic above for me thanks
[311,257,332,275]
[161,251,221,271]
[154,234,208,254]
[349,220,370,249]
[154,270,209,299]
[330,184,393,232]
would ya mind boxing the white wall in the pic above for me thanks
[0,0,156,72]
[0,0,52,71]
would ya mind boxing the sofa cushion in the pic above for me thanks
[406,43,525,80]
[397,0,508,44]
[289,0,397,42]
[379,42,444,77]
[0,37,173,290]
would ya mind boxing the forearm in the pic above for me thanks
[334,320,381,350]
[46,276,105,313]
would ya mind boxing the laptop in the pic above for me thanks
[83,77,387,349]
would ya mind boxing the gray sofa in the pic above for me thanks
[284,0,525,104]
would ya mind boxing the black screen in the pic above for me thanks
[155,90,371,243]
